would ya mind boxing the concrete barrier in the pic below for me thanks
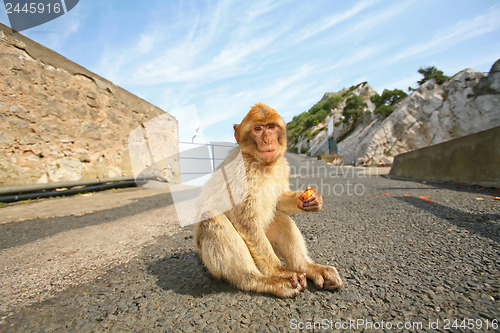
[390,126,500,188]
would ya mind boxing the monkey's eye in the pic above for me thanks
[253,125,262,132]
[268,124,276,130]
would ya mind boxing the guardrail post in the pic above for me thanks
[211,144,216,171]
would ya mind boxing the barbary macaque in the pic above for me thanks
[195,103,343,297]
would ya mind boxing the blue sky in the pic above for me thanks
[1,0,499,142]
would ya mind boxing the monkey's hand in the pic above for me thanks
[297,192,323,212]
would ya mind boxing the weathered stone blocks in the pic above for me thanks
[0,23,179,186]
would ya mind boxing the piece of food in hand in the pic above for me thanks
[301,187,317,199]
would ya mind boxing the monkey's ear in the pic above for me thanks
[233,124,240,143]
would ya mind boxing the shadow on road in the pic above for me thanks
[383,177,500,197]
[394,196,500,243]
[146,245,336,298]
[0,192,174,251]
[147,250,240,297]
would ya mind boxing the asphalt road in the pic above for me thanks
[0,153,499,332]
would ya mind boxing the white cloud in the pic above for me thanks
[245,0,287,21]
[264,64,318,96]
[194,64,330,134]
[85,0,499,144]
[100,2,292,87]
[345,0,415,37]
[327,44,382,70]
[95,1,230,85]
[389,5,500,63]
[296,0,376,43]
[137,34,155,54]
[206,32,282,71]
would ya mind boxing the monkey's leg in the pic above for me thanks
[195,213,303,298]
[266,212,343,290]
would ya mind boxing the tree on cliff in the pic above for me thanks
[287,95,343,144]
[371,89,408,117]
[342,94,366,123]
[409,66,449,91]
[417,66,448,85]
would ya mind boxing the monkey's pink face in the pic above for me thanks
[249,123,282,163]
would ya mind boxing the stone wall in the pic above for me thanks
[0,23,180,187]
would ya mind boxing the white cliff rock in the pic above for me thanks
[296,59,500,166]
[339,61,500,166]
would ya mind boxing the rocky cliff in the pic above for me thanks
[294,82,377,157]
[292,59,500,166]
[0,23,180,187]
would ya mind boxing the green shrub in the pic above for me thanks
[371,88,407,117]
[343,94,366,123]
[373,104,395,117]
[417,66,448,86]
[304,128,314,140]
[287,82,368,145]
[287,95,343,144]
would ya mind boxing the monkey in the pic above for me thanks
[195,103,343,298]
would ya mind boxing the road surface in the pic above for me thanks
[0,153,498,332]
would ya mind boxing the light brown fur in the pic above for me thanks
[195,103,343,297]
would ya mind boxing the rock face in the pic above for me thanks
[295,59,500,166]
[0,23,180,186]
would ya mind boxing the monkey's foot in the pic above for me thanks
[271,268,307,291]
[267,277,305,298]
[306,264,343,291]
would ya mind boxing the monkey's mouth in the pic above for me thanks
[259,149,277,159]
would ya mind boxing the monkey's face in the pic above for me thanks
[235,103,287,165]
[248,122,282,163]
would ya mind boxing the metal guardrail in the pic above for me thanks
[178,142,237,181]
[0,142,237,202]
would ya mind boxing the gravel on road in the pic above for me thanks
[0,154,498,332]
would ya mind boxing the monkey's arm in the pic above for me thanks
[232,216,306,288]
[230,205,294,274]
[277,190,323,213]
[277,190,303,214]
[237,226,284,273]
